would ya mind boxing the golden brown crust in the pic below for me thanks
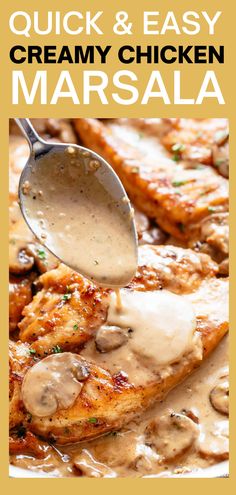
[73,119,228,241]
[12,317,227,444]
[11,245,228,444]
[161,118,228,174]
[9,431,51,458]
[9,274,34,332]
[18,245,218,355]
[9,340,35,429]
[18,265,110,356]
[9,119,229,458]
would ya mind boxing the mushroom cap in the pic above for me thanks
[145,412,199,461]
[22,352,90,417]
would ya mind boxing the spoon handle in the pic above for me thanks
[15,118,41,148]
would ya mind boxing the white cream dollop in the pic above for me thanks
[107,289,196,366]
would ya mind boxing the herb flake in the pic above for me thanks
[172,180,187,187]
[171,143,185,162]
[37,249,46,260]
[52,345,62,354]
[29,348,36,355]
[88,417,98,424]
[178,223,185,233]
[62,293,71,301]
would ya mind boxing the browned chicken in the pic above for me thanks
[9,119,229,475]
[19,245,217,355]
[11,245,228,445]
[9,274,35,333]
[18,266,110,356]
[161,118,229,177]
[73,119,228,244]
[9,340,35,429]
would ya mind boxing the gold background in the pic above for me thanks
[0,0,234,491]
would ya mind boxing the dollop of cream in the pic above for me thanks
[22,352,89,417]
[107,289,196,366]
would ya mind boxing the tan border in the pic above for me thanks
[1,0,235,492]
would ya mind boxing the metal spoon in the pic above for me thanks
[16,118,137,287]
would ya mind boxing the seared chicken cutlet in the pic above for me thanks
[9,274,35,333]
[9,118,229,476]
[161,118,229,177]
[73,119,228,244]
[13,245,228,444]
[19,245,216,355]
[18,267,110,355]
[9,340,35,429]
[112,118,229,177]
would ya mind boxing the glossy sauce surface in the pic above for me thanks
[9,121,229,478]
[21,147,137,287]
[82,289,198,386]
[10,336,228,477]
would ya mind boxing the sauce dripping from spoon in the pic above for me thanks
[17,119,138,288]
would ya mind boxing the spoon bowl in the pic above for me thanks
[16,119,138,287]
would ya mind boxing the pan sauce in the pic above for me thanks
[10,335,228,477]
[82,289,199,386]
[9,121,229,478]
[21,147,137,287]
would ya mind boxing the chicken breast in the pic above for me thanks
[19,245,217,355]
[12,245,228,444]
[18,266,110,356]
[73,119,228,243]
[161,118,229,177]
[9,274,35,332]
[9,340,35,429]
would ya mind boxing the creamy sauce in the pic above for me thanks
[108,289,196,365]
[21,147,137,287]
[10,336,228,477]
[22,353,89,417]
[82,289,198,386]
[9,121,229,477]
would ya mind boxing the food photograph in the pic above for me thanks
[9,118,229,478]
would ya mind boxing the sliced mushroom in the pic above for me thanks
[134,208,167,246]
[134,441,160,473]
[138,226,167,246]
[26,243,58,273]
[210,374,229,415]
[201,213,229,255]
[145,412,199,461]
[74,449,116,478]
[9,237,58,275]
[198,420,229,461]
[9,215,35,274]
[22,353,89,417]
[95,325,129,353]
[9,240,34,274]
[134,209,150,234]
